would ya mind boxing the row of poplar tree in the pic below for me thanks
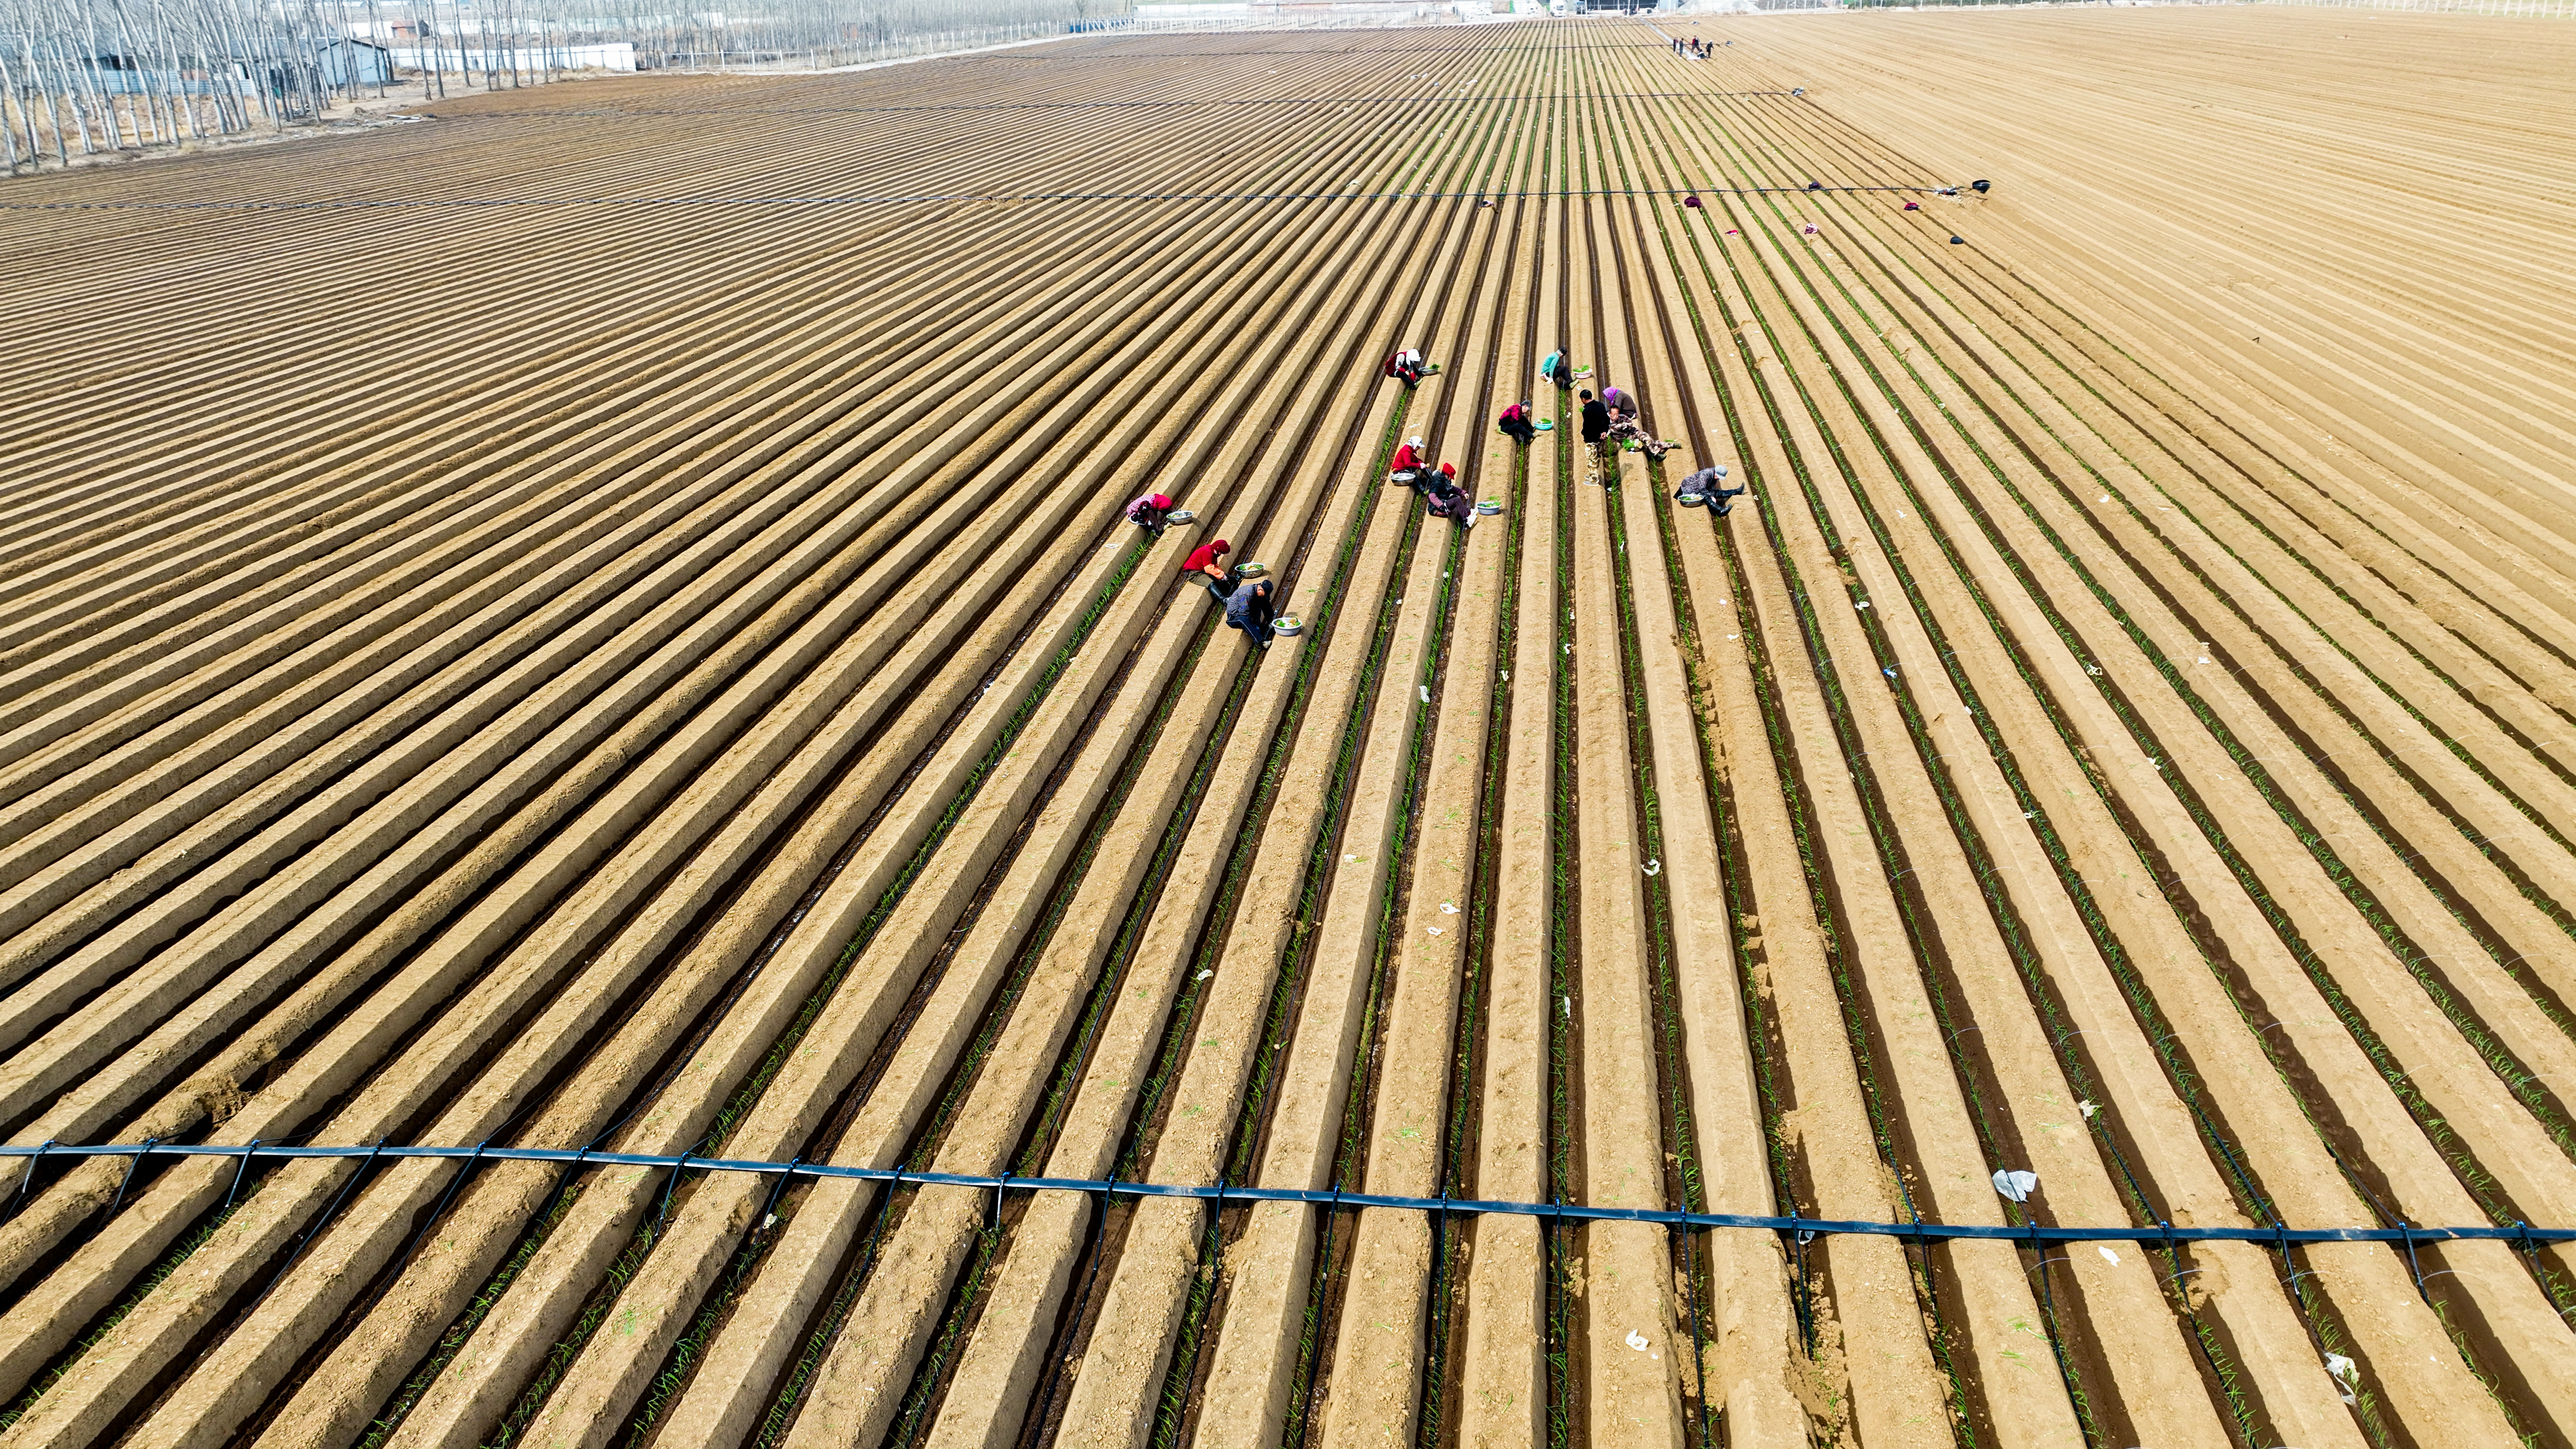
[0,0,1106,175]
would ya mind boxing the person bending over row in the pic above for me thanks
[1383,348,1432,388]
[1680,464,1749,516]
[1227,576,1278,648]
[1183,537,1234,597]
[1596,384,1674,460]
[1126,492,1174,537]
[1496,402,1537,444]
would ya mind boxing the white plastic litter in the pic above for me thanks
[2098,1246,2120,1266]
[1440,902,1459,914]
[1643,859,1661,876]
[1562,996,1572,1016]
[2326,1353,2359,1405]
[1625,1330,1651,1351]
[1428,926,1444,936]
[2078,1100,2099,1117]
[2098,495,2111,503]
[1992,1168,2039,1202]
[1857,600,1871,610]
[1420,685,1430,704]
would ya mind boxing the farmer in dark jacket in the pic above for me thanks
[1579,390,1612,473]
[1227,577,1277,648]
[1424,463,1478,528]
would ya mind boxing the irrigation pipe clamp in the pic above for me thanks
[11,1139,54,1216]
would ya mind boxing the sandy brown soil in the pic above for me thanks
[1,8,2573,1446]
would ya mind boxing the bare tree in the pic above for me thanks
[0,0,1123,175]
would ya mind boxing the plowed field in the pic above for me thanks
[3,8,2574,1447]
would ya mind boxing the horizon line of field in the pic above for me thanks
[0,183,1940,211]
[13,1141,2572,1247]
[431,89,1799,117]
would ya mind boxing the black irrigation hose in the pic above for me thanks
[26,1126,2576,1248]
[1025,1171,1119,1445]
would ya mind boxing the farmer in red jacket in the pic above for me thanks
[1182,537,1235,598]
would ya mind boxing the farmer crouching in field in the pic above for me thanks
[1680,464,1748,516]
[1390,436,1429,488]
[1227,576,1278,648]
[1496,402,1537,444]
[1183,537,1235,598]
[1383,348,1432,388]
[1126,492,1174,538]
[1424,463,1479,529]
[1601,385,1674,461]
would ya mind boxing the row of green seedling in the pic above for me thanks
[1638,150,1987,1441]
[375,521,1164,1449]
[1769,184,2488,1444]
